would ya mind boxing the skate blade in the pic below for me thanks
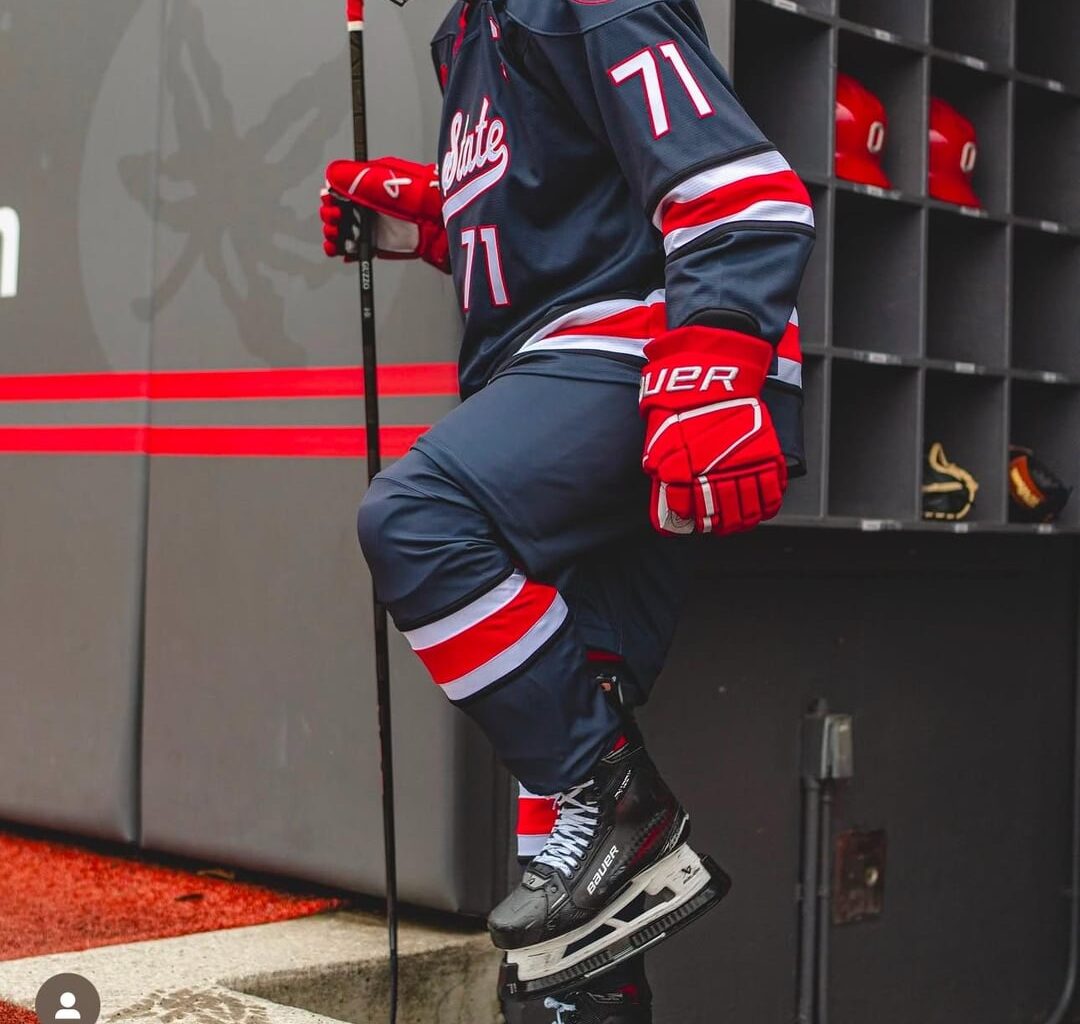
[499,853,731,1002]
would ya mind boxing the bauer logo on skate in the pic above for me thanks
[587,844,620,895]
[639,365,739,399]
[441,97,510,223]
[402,571,567,702]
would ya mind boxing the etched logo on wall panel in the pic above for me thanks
[0,207,19,298]
[79,0,427,367]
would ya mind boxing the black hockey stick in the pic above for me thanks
[344,1,400,1021]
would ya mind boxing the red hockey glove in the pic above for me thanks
[640,326,787,536]
[321,157,450,273]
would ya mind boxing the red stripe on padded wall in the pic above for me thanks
[0,425,427,458]
[0,364,459,402]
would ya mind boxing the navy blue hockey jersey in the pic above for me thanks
[431,0,815,468]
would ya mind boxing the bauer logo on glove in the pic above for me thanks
[640,364,740,397]
[921,442,978,522]
[1008,446,1072,524]
[639,325,787,536]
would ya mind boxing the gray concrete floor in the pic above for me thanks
[0,911,503,1024]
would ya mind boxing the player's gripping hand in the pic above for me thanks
[640,326,787,536]
[321,157,450,273]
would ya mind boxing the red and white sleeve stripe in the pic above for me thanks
[515,289,667,361]
[402,571,568,702]
[517,783,557,858]
[654,150,814,257]
[767,308,803,389]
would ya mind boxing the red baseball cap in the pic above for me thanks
[835,73,892,189]
[929,97,981,208]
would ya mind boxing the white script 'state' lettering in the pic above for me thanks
[441,98,511,223]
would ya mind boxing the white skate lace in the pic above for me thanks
[543,996,577,1024]
[533,781,599,877]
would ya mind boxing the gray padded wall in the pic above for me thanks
[0,0,159,840]
[137,0,501,911]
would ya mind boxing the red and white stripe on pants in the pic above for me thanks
[402,570,568,702]
[517,783,558,858]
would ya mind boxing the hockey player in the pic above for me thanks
[321,0,814,1017]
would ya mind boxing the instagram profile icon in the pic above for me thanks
[35,974,101,1024]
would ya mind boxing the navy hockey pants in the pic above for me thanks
[357,366,692,795]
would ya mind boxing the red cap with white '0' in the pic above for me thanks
[835,73,892,190]
[929,97,981,208]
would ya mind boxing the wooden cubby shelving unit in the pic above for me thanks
[730,0,1080,534]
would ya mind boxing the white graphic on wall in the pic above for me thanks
[0,207,19,298]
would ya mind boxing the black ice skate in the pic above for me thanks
[491,727,730,1001]
[541,984,652,1024]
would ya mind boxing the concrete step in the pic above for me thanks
[0,911,504,1024]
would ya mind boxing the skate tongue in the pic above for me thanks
[522,861,556,887]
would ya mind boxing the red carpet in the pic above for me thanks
[0,1006,36,1024]
[0,832,343,961]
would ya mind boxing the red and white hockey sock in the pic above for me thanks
[516,783,558,859]
[515,729,630,859]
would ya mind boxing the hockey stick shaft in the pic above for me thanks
[345,3,399,1022]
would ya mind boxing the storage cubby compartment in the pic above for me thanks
[1011,229,1080,377]
[929,61,1010,213]
[839,0,929,43]
[1013,86,1080,226]
[838,32,929,195]
[733,0,834,178]
[798,185,831,349]
[926,212,1007,366]
[779,356,828,519]
[833,192,924,356]
[932,0,1013,67]
[1016,1,1080,91]
[727,1,1080,538]
[923,372,1007,523]
[828,362,920,519]
[1009,382,1080,526]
